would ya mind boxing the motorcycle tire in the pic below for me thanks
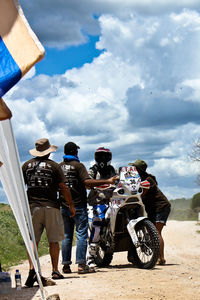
[128,219,160,269]
[94,247,113,267]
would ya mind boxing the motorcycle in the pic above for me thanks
[88,165,160,269]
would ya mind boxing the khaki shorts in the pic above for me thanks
[30,206,64,243]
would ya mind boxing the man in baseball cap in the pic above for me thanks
[129,159,148,172]
[129,158,171,265]
[64,142,80,154]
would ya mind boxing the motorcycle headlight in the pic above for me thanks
[118,188,124,194]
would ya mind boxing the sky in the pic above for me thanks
[1,0,200,203]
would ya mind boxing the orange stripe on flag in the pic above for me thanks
[0,0,45,96]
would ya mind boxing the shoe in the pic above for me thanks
[157,258,166,265]
[25,269,37,287]
[62,264,72,274]
[25,269,56,287]
[87,258,97,268]
[40,276,56,286]
[78,264,96,274]
[51,271,64,280]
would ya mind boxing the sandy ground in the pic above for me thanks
[0,220,200,300]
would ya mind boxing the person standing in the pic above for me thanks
[59,142,117,274]
[129,159,171,265]
[87,147,116,267]
[22,138,75,286]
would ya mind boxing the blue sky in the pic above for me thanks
[36,36,103,75]
[1,0,200,203]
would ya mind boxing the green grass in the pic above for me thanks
[0,204,51,271]
[0,203,77,271]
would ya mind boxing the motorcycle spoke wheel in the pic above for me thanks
[130,219,160,269]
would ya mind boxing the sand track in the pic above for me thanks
[1,220,200,300]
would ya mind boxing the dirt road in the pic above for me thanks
[1,221,200,300]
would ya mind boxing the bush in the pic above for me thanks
[191,193,200,211]
[169,198,198,221]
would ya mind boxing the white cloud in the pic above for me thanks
[20,0,200,49]
[151,157,199,178]
[3,4,200,200]
[160,185,199,200]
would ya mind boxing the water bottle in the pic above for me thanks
[15,269,22,290]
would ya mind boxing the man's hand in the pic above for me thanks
[84,175,119,188]
[69,204,76,218]
[107,175,119,184]
[59,182,75,217]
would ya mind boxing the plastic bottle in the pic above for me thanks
[15,269,22,290]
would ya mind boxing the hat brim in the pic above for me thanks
[129,162,146,172]
[29,145,57,157]
[128,162,141,169]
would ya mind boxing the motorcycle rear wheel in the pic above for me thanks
[129,219,160,269]
[94,246,113,267]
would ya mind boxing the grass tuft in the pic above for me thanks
[0,204,49,271]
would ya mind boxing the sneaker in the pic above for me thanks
[87,258,97,268]
[62,264,72,274]
[78,264,96,274]
[89,243,98,257]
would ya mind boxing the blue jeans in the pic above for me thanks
[61,206,88,265]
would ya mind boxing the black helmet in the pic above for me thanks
[95,147,112,168]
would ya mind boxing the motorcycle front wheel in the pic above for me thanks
[128,219,160,269]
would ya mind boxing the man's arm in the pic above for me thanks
[59,182,75,217]
[84,175,119,188]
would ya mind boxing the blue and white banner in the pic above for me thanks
[0,1,46,298]
[0,0,45,97]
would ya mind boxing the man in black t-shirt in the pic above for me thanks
[59,142,117,274]
[22,138,75,286]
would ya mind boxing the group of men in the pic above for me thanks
[22,138,117,286]
[22,137,171,287]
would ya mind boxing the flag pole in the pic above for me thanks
[0,98,46,300]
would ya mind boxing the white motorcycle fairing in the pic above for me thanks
[127,216,148,247]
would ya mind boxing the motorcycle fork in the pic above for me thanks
[124,209,140,247]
